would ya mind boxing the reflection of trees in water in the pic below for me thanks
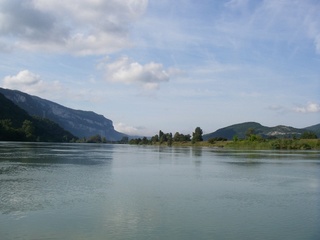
[155,146,204,165]
[192,147,202,166]
[192,147,202,157]
[156,146,192,161]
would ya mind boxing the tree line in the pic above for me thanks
[0,118,76,142]
[129,127,204,146]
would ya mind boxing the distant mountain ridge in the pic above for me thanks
[0,88,126,141]
[203,122,320,140]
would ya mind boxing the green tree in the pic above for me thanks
[87,134,102,143]
[300,131,318,139]
[167,133,173,146]
[173,132,181,142]
[0,119,13,130]
[160,133,167,143]
[192,127,203,143]
[233,135,239,142]
[141,137,149,145]
[245,128,255,139]
[151,134,159,143]
[22,120,35,140]
[119,136,129,144]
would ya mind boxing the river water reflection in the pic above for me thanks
[0,142,319,239]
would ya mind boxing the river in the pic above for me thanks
[0,142,319,239]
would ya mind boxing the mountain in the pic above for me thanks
[305,123,320,137]
[0,92,76,142]
[203,122,320,140]
[0,88,126,141]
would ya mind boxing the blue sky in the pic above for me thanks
[1,0,319,136]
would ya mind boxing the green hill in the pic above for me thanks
[0,92,77,142]
[203,122,319,140]
[305,123,320,137]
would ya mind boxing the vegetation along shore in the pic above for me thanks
[128,127,320,150]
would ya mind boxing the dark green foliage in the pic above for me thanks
[208,137,228,144]
[129,138,142,144]
[129,130,191,145]
[270,139,314,150]
[22,120,35,139]
[119,136,129,144]
[192,127,203,143]
[173,132,191,142]
[142,137,149,145]
[304,124,320,138]
[167,133,173,146]
[91,135,102,143]
[151,134,159,143]
[0,92,77,142]
[300,131,318,139]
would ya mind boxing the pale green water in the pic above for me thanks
[0,142,319,240]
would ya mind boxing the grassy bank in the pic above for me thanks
[151,139,320,150]
[226,139,320,150]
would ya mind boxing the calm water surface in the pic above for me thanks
[0,142,319,240]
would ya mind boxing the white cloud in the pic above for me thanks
[1,70,62,96]
[114,122,147,136]
[0,0,148,55]
[103,57,171,90]
[2,70,41,86]
[294,102,320,113]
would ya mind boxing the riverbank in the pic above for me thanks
[153,139,320,150]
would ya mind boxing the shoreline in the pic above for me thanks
[135,139,320,150]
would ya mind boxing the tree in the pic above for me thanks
[22,120,35,140]
[245,128,255,139]
[151,134,159,143]
[173,132,181,142]
[87,134,102,143]
[300,131,318,139]
[192,127,203,143]
[233,135,239,142]
[141,137,149,145]
[167,133,173,146]
[160,133,167,143]
[119,136,129,144]
[159,130,166,143]
[0,119,13,130]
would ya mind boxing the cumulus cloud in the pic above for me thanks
[0,0,148,55]
[2,70,42,87]
[103,57,171,90]
[114,122,147,135]
[294,102,320,113]
[1,70,62,95]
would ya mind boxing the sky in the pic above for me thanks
[0,0,320,136]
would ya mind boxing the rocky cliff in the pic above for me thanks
[0,88,126,141]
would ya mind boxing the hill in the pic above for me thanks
[0,92,76,142]
[203,122,319,140]
[0,88,126,141]
[305,123,320,137]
